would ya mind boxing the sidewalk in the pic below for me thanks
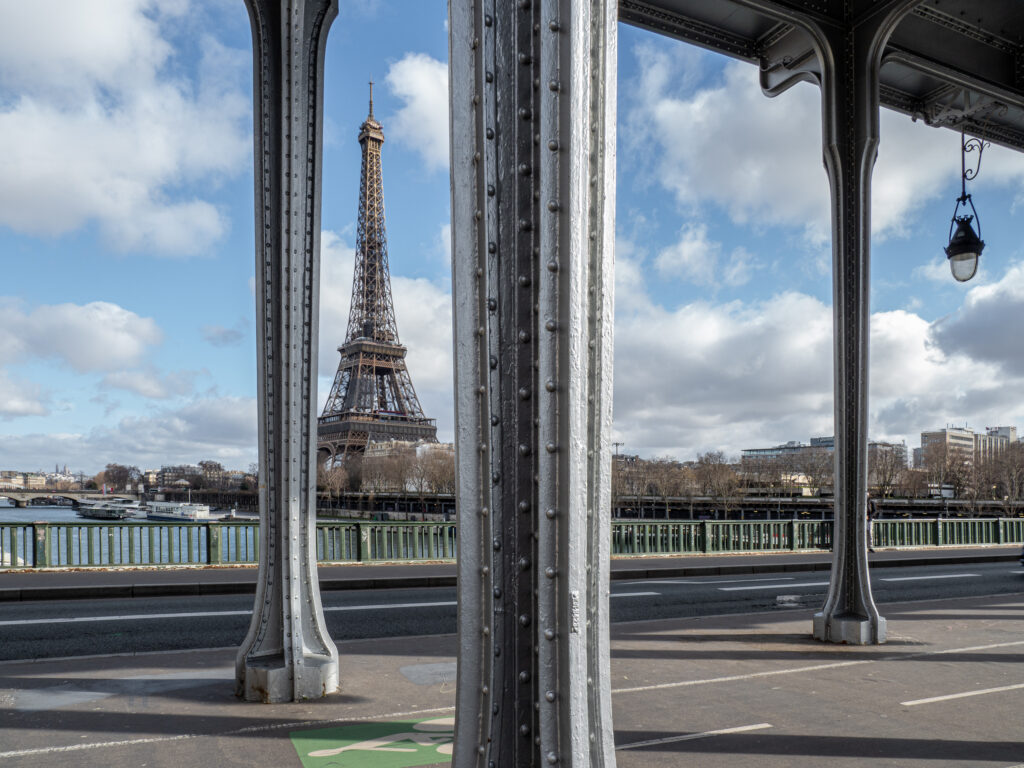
[0,546,1018,601]
[3,592,1024,767]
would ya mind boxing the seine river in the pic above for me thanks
[0,503,104,524]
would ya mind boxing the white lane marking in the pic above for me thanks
[902,682,1024,707]
[881,573,979,582]
[626,577,796,586]
[617,723,773,750]
[0,601,459,627]
[719,582,828,592]
[613,639,1024,696]
[0,705,458,759]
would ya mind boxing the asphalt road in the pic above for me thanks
[3,560,1023,661]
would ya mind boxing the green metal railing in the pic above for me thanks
[0,518,1019,569]
[0,520,459,569]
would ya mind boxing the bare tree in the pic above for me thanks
[795,449,833,497]
[423,450,456,495]
[647,457,684,519]
[695,451,742,516]
[869,448,902,498]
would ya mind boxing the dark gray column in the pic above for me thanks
[237,0,339,702]
[449,0,618,765]
[811,3,919,645]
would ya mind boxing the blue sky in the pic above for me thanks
[1,1,1023,474]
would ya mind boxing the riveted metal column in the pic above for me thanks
[449,0,617,765]
[811,3,917,645]
[237,0,339,702]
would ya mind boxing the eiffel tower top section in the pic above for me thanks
[346,80,398,345]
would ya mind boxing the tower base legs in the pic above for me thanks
[237,652,339,703]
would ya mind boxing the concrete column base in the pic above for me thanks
[238,653,339,703]
[813,612,886,645]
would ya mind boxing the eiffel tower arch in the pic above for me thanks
[318,85,438,467]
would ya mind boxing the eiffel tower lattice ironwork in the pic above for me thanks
[317,84,437,465]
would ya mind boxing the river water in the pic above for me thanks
[0,504,105,524]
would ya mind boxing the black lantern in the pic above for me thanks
[945,130,987,283]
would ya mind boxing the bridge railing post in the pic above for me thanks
[207,524,222,565]
[33,523,50,568]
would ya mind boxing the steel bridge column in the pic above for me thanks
[450,0,617,765]
[237,0,339,702]
[811,3,918,645]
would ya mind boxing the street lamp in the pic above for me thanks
[945,130,987,282]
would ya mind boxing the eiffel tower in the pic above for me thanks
[317,84,437,465]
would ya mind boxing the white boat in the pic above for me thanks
[76,499,141,520]
[145,501,213,522]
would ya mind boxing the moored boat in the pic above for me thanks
[145,501,213,522]
[76,499,141,520]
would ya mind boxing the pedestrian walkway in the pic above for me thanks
[2,591,1023,767]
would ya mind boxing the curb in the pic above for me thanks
[0,551,1016,602]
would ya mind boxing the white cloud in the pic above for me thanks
[0,372,47,420]
[655,223,719,285]
[626,46,1024,245]
[202,324,245,348]
[385,53,449,172]
[0,4,250,255]
[931,262,1024,375]
[0,299,162,372]
[0,396,257,472]
[611,261,1024,459]
[100,368,198,399]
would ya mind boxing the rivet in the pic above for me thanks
[484,14,493,26]
[546,508,556,519]
[471,37,479,50]
[490,355,498,369]
[520,724,531,736]
[475,209,482,220]
[488,242,497,253]
[485,72,494,84]
[474,151,481,162]
[493,537,502,551]
[483,626,490,636]
[519,108,532,120]
[548,139,559,151]
[549,20,560,31]
[519,670,531,682]
[519,330,530,342]
[518,275,531,286]
[547,261,558,272]
[518,53,532,65]
[492,472,500,484]
[547,200,559,212]
[487,184,495,196]
[518,387,530,400]
[482,565,490,575]
[519,557,530,570]
[519,443,531,455]
[478,746,486,755]
[545,319,556,331]
[545,567,556,578]
[546,442,557,453]
[488,298,497,311]
[519,0,530,7]
[519,164,532,176]
[482,685,489,694]
[547,752,559,765]
[545,379,556,391]
[493,587,502,598]
[519,219,532,231]
[544,629,555,641]
[548,80,560,91]
[491,415,500,425]
[481,506,489,516]
[478,385,486,394]
[519,500,530,512]
[477,326,485,336]
[545,690,556,702]
[476,267,484,276]
[519,614,531,626]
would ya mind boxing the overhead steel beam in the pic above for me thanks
[449,0,618,764]
[237,0,340,703]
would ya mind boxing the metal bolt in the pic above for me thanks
[548,139,559,151]
[545,690,556,702]
[545,319,557,331]
[546,508,556,519]
[544,629,555,640]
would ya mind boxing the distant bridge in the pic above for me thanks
[0,491,140,509]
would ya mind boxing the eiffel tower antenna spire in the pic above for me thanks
[317,92,437,464]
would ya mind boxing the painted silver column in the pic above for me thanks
[449,0,617,765]
[237,0,339,702]
[810,3,918,645]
